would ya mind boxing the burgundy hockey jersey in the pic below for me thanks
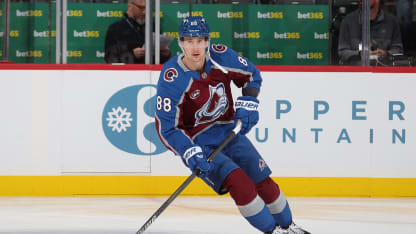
[155,44,262,156]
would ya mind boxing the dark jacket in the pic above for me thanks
[338,8,403,65]
[104,13,170,64]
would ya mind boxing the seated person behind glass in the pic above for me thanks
[104,0,170,64]
[338,0,403,65]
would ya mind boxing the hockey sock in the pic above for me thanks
[223,169,276,233]
[256,177,293,228]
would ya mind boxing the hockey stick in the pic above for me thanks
[136,120,242,234]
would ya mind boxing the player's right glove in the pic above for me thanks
[234,96,259,135]
[182,145,211,178]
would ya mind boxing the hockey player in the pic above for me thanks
[155,16,310,234]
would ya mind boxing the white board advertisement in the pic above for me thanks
[0,69,414,178]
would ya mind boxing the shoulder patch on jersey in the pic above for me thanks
[163,68,178,82]
[212,44,228,53]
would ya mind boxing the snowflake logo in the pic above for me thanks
[106,106,133,133]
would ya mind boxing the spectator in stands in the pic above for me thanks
[396,0,413,26]
[338,0,403,65]
[396,0,413,52]
[104,0,171,64]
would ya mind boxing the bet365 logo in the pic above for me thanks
[102,85,167,155]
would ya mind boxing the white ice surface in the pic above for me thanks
[0,197,415,234]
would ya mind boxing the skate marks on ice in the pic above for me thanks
[0,231,218,234]
[0,197,239,234]
[1,197,416,234]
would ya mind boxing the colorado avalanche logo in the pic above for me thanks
[194,83,228,126]
[212,44,227,53]
[164,68,178,82]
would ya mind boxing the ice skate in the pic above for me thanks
[265,225,289,234]
[287,222,311,234]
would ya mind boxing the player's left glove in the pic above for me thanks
[234,96,259,135]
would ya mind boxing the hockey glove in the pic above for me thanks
[183,145,211,178]
[234,96,259,135]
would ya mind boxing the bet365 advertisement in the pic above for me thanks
[0,3,328,65]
